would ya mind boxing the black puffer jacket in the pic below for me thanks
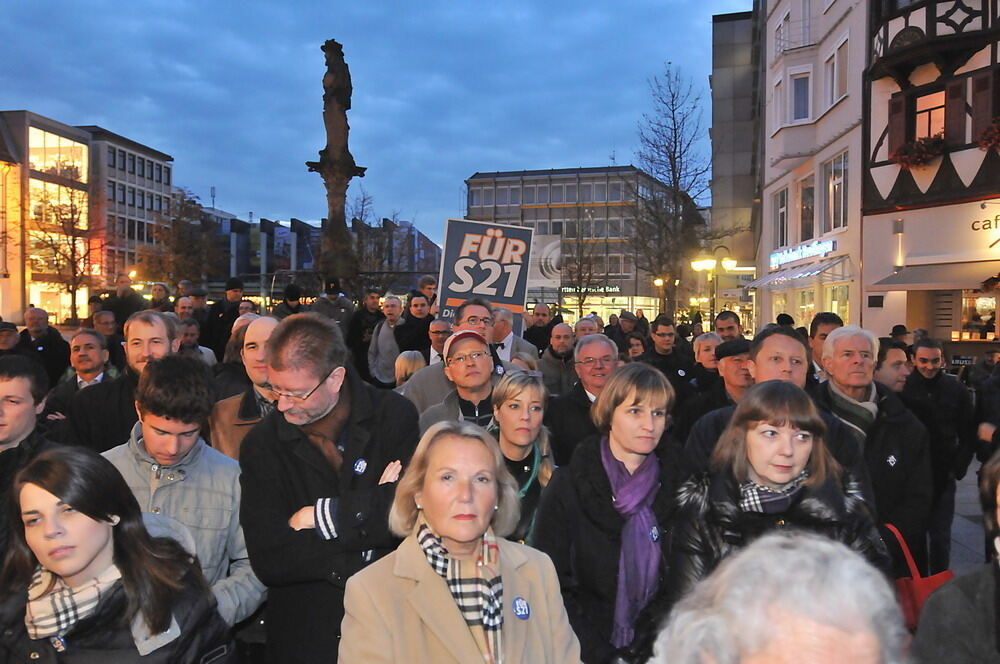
[0,572,235,663]
[531,435,686,664]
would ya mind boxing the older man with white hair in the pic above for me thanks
[489,305,538,361]
[649,533,908,664]
[813,324,932,576]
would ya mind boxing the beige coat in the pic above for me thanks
[339,534,582,664]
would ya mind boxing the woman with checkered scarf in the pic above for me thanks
[627,380,890,662]
[0,446,235,662]
[338,420,581,664]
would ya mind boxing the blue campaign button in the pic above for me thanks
[650,526,660,542]
[512,597,530,620]
[353,459,368,475]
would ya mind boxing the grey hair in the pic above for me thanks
[491,306,513,324]
[692,332,722,354]
[573,334,618,363]
[822,324,879,360]
[652,532,908,664]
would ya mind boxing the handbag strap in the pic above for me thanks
[884,523,921,579]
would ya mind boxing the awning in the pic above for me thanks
[745,256,851,289]
[869,260,1000,291]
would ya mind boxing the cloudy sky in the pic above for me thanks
[3,0,749,244]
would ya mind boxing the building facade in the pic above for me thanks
[861,0,1000,354]
[466,166,704,322]
[744,0,867,328]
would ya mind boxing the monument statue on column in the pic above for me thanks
[306,39,366,289]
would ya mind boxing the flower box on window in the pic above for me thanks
[978,118,1000,153]
[888,134,945,170]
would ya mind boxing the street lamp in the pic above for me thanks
[691,246,736,321]
[653,278,665,317]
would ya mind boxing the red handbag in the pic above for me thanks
[884,523,954,630]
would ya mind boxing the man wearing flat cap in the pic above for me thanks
[673,338,753,441]
[206,277,244,361]
[606,309,638,353]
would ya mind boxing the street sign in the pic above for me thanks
[437,219,533,332]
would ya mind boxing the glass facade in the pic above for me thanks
[28,128,88,183]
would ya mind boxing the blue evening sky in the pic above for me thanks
[2,0,749,244]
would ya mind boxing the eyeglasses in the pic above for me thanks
[271,367,335,401]
[448,351,489,366]
[575,355,617,367]
[460,316,493,326]
[429,330,452,336]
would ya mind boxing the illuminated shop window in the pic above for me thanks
[28,128,88,183]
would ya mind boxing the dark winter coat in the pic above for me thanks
[813,381,933,576]
[16,326,70,390]
[64,372,138,452]
[0,572,235,663]
[671,380,734,443]
[0,430,56,554]
[344,306,384,382]
[393,314,433,361]
[531,435,686,664]
[660,471,890,612]
[686,364,720,394]
[544,382,598,466]
[901,369,977,490]
[238,368,419,663]
[912,563,1000,664]
[637,348,694,406]
[205,299,241,361]
[103,288,146,330]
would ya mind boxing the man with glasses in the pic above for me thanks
[419,330,496,432]
[401,298,519,413]
[545,333,620,465]
[639,315,694,406]
[427,318,451,365]
[239,313,418,663]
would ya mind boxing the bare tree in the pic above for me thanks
[630,63,739,319]
[28,188,100,323]
[561,209,609,317]
[138,189,224,285]
[346,187,416,295]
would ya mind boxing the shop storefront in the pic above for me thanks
[747,239,855,328]
[864,199,1000,362]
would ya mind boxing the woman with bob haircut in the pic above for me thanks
[624,332,649,362]
[0,446,235,661]
[489,371,555,543]
[338,420,580,664]
[532,362,685,663]
[394,349,427,389]
[643,380,888,641]
[912,448,1000,662]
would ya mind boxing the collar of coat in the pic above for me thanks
[567,435,680,535]
[127,421,207,471]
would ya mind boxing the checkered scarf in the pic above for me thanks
[417,520,503,663]
[739,470,809,514]
[25,564,122,639]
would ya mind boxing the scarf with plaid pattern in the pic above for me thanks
[25,564,122,639]
[739,470,809,514]
[417,520,503,663]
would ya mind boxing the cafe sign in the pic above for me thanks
[769,240,836,269]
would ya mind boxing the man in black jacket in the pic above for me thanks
[102,273,146,333]
[672,337,751,442]
[902,336,976,573]
[344,289,383,383]
[0,355,56,553]
[205,277,244,361]
[545,333,619,465]
[64,311,178,452]
[239,313,418,664]
[815,324,932,576]
[16,307,69,389]
[638,316,694,406]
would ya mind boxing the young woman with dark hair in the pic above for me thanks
[0,446,235,662]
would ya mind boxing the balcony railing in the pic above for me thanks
[775,20,815,55]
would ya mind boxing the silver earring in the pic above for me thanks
[494,505,499,512]
[110,515,121,526]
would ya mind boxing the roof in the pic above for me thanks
[75,125,173,162]
[467,165,654,181]
[713,11,753,22]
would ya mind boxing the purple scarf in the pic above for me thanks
[600,437,662,648]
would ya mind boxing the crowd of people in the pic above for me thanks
[0,271,999,662]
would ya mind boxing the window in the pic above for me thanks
[799,177,815,241]
[496,188,508,205]
[146,160,154,178]
[537,185,548,204]
[773,80,785,128]
[138,191,145,209]
[564,185,576,203]
[595,184,607,202]
[914,90,945,139]
[483,188,494,206]
[127,219,136,240]
[580,184,593,202]
[118,217,126,237]
[155,164,162,182]
[523,187,535,204]
[118,150,126,171]
[609,182,622,201]
[137,157,145,178]
[775,12,790,55]
[107,147,115,168]
[822,151,848,231]
[826,284,850,322]
[127,154,135,174]
[163,197,170,214]
[117,184,126,204]
[469,188,481,206]
[607,255,622,275]
[792,74,810,121]
[127,188,135,206]
[608,218,622,237]
[537,221,549,235]
[155,195,162,212]
[551,221,563,234]
[825,40,849,105]
[594,219,607,238]
[551,185,564,204]
[798,289,816,324]
[774,188,789,248]
[509,187,520,205]
[163,166,171,185]
[565,221,578,238]
[106,183,116,201]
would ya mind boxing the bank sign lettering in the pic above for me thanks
[438,219,533,324]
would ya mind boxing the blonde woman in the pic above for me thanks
[395,350,427,390]
[490,372,554,542]
[338,421,581,663]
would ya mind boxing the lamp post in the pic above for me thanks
[691,246,737,322]
[653,277,665,317]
